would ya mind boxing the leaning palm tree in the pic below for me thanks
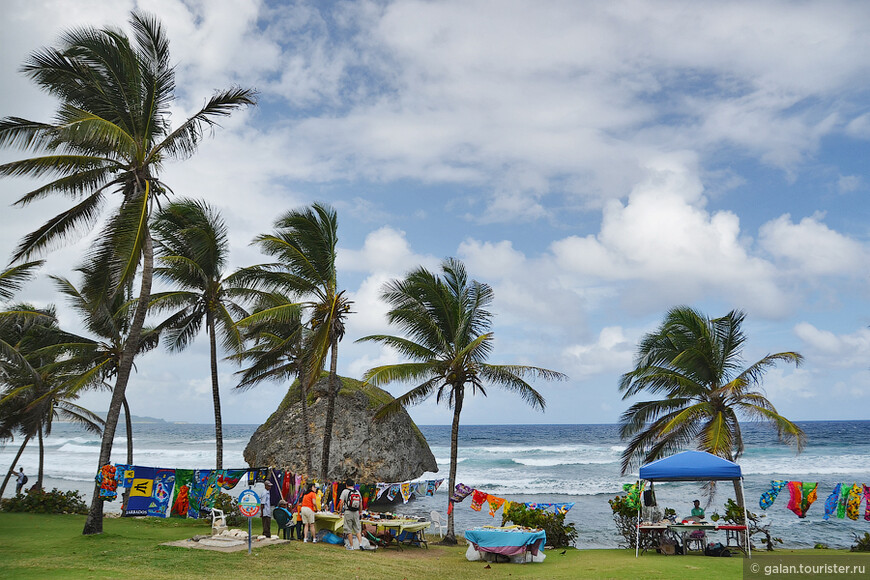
[0,304,104,493]
[241,203,351,481]
[357,258,566,543]
[618,306,806,505]
[150,199,249,469]
[0,11,255,534]
[231,293,313,474]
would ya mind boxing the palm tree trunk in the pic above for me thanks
[319,339,339,482]
[207,310,223,470]
[442,385,463,545]
[120,396,133,516]
[298,369,312,476]
[36,424,44,490]
[0,434,31,497]
[732,480,745,507]
[83,226,154,535]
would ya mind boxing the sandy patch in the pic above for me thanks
[161,533,290,553]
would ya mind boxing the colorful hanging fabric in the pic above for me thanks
[400,482,413,503]
[823,484,843,520]
[555,502,575,515]
[187,469,219,518]
[414,481,428,498]
[503,500,513,514]
[799,482,818,518]
[447,501,454,515]
[282,471,293,501]
[838,484,849,519]
[433,479,444,493]
[863,485,870,522]
[846,484,862,520]
[216,469,245,490]
[116,464,136,488]
[759,480,788,510]
[95,464,118,501]
[525,502,539,510]
[451,483,473,503]
[786,481,803,517]
[171,469,194,517]
[124,466,157,516]
[376,483,391,500]
[622,482,643,511]
[487,495,506,517]
[426,480,437,497]
[470,489,488,512]
[147,469,176,517]
[387,484,400,502]
[248,468,266,486]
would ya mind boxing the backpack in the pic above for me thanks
[347,489,362,511]
[21,475,28,485]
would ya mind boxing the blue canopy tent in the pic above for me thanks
[635,451,750,557]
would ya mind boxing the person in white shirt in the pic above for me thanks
[261,480,274,537]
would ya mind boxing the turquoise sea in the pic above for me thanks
[2,421,868,549]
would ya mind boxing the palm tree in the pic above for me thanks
[0,305,104,494]
[150,199,249,469]
[618,306,806,505]
[241,203,351,481]
[357,258,566,543]
[231,293,313,474]
[0,11,255,534]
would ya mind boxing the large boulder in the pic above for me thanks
[244,375,437,482]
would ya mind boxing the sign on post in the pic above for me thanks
[237,489,261,554]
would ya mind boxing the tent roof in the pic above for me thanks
[638,450,742,481]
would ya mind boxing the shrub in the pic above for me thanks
[501,502,578,548]
[710,498,781,551]
[1,487,87,514]
[850,532,870,552]
[212,492,244,527]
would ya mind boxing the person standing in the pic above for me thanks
[300,483,318,543]
[11,467,26,495]
[261,480,274,538]
[339,478,363,550]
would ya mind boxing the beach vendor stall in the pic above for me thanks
[635,450,750,558]
[464,526,546,563]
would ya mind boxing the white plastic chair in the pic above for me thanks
[210,508,226,533]
[430,510,445,538]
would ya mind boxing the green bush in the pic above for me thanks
[850,532,870,552]
[1,487,87,514]
[212,492,244,527]
[501,502,577,548]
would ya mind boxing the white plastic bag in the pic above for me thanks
[465,543,482,561]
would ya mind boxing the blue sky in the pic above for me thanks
[1,0,869,427]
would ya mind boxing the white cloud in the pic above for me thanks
[793,323,870,368]
[759,214,868,275]
[563,326,636,378]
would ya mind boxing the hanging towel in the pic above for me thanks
[759,480,788,510]
[786,481,803,517]
[838,484,849,519]
[470,489,488,512]
[96,464,118,501]
[487,495,506,517]
[823,484,843,520]
[400,482,413,503]
[387,484,400,501]
[148,469,176,518]
[846,484,862,520]
[555,502,575,515]
[864,485,870,522]
[799,482,818,518]
[451,483,473,503]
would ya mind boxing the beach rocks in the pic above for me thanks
[244,375,437,481]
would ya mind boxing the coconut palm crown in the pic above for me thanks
[618,306,806,478]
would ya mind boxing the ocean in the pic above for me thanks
[2,421,869,549]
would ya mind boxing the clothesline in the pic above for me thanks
[758,480,870,521]
[95,463,443,519]
[448,482,574,518]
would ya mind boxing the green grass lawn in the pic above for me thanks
[0,513,862,579]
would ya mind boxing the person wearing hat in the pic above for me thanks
[690,499,705,521]
[261,480,274,538]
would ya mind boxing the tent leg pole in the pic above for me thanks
[741,478,751,559]
[635,481,642,558]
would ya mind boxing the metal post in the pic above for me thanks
[740,478,751,558]
[635,480,643,558]
[248,517,252,554]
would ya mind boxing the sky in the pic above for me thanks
[0,0,869,427]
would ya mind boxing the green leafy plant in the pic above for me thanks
[711,498,781,551]
[850,532,870,552]
[0,488,87,514]
[501,502,577,548]
[212,493,244,527]
[609,493,642,548]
